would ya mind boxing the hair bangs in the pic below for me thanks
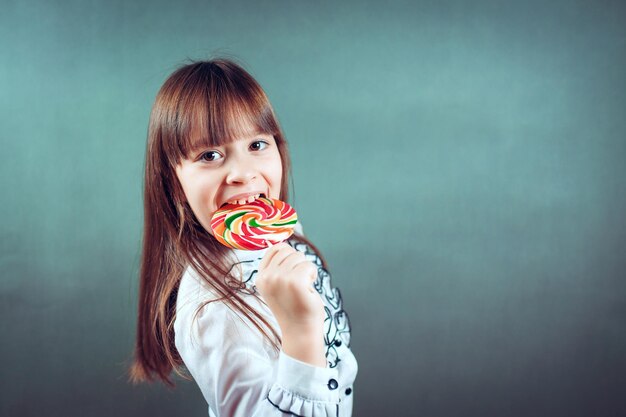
[172,66,279,164]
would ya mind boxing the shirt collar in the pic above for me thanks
[226,247,270,287]
[229,246,271,263]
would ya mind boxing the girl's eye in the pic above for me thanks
[200,151,222,162]
[199,140,268,163]
[251,140,269,151]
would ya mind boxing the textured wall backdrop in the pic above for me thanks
[1,0,625,416]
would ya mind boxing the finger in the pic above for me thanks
[304,263,318,294]
[278,250,306,272]
[259,242,291,272]
[293,261,318,286]
[272,244,297,268]
[258,242,285,271]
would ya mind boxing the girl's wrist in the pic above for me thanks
[281,328,326,368]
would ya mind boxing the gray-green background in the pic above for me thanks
[1,0,625,416]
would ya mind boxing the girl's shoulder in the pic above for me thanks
[176,264,218,315]
[175,263,270,330]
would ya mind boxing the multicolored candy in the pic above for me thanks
[210,196,298,250]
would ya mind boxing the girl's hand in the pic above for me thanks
[255,242,324,330]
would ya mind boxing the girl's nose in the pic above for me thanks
[225,156,257,184]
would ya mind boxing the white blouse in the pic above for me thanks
[174,223,358,417]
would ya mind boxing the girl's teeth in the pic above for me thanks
[228,194,261,205]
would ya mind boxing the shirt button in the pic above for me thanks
[345,387,352,395]
[334,339,342,347]
[327,378,338,390]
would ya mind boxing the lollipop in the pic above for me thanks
[210,196,298,250]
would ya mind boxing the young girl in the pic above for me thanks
[129,58,358,416]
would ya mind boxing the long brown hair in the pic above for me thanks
[128,57,329,388]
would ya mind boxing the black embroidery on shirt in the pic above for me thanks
[223,260,256,295]
[230,239,353,369]
[237,260,258,285]
[288,240,352,369]
[265,394,305,417]
[266,393,340,417]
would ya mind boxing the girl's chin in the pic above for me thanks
[200,220,214,237]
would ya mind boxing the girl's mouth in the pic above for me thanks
[220,193,266,208]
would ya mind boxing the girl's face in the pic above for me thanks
[175,130,283,236]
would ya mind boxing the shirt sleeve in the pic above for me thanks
[175,299,341,417]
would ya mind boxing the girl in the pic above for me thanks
[129,58,358,417]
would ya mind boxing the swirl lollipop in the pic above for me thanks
[210,196,298,250]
